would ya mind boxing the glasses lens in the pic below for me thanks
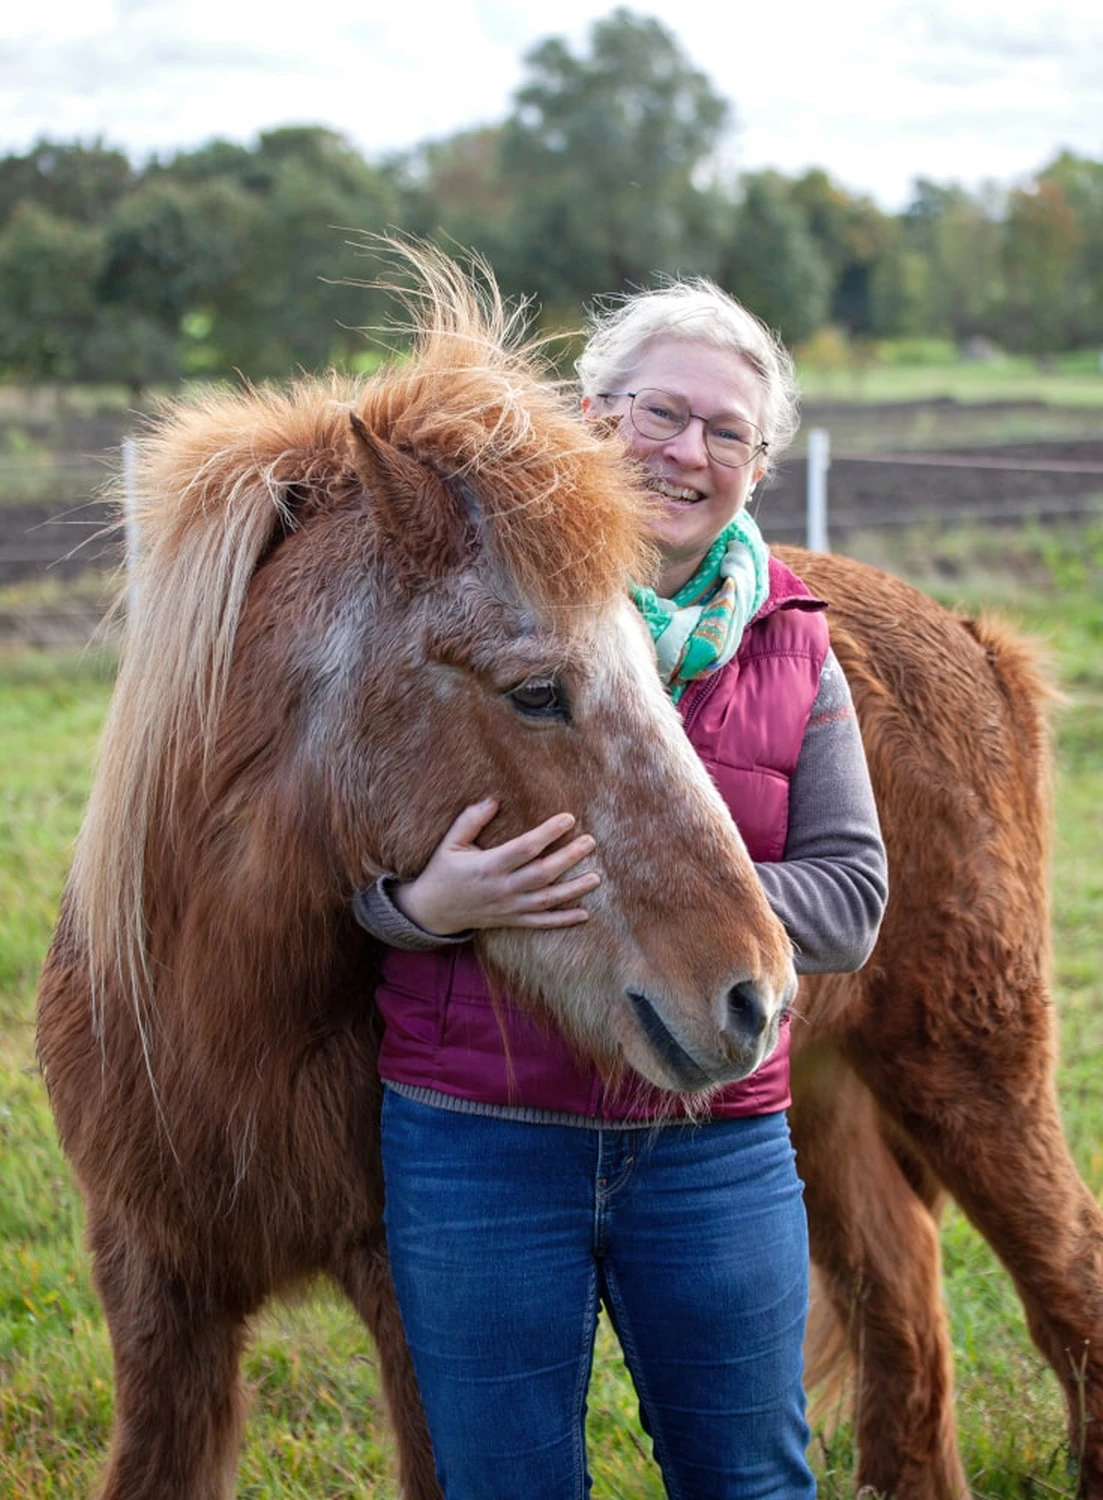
[705,417,762,468]
[630,390,688,440]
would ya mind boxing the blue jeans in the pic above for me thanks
[381,1090,815,1499]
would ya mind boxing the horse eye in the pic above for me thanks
[506,676,569,720]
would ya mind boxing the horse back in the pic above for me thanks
[776,545,1054,1061]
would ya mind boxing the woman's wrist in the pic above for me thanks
[352,875,473,951]
[392,874,457,936]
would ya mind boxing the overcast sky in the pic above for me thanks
[2,0,1100,211]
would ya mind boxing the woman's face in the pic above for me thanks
[586,338,768,595]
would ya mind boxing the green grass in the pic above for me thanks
[789,342,1103,453]
[792,402,1103,456]
[1,520,1102,1496]
[795,346,1103,409]
[0,649,115,1053]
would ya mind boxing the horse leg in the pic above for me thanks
[88,1213,250,1500]
[860,1017,1103,1498]
[951,1114,1103,1496]
[331,1226,441,1500]
[791,1047,969,1500]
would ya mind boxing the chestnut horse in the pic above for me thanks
[37,248,1103,1499]
[35,247,796,1500]
[781,546,1103,1498]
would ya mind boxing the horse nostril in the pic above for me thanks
[725,981,768,1042]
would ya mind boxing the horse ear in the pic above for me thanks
[348,410,475,583]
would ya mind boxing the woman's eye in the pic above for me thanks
[708,415,757,444]
[506,677,569,720]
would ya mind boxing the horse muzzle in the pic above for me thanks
[623,977,789,1092]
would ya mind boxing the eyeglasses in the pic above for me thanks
[598,389,768,469]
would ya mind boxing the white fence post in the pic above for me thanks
[806,427,830,552]
[121,435,140,617]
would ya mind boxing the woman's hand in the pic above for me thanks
[393,798,601,936]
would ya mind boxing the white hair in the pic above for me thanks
[575,279,800,473]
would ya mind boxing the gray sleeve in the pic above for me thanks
[753,649,889,975]
[352,874,473,951]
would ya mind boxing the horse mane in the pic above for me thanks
[69,241,657,1041]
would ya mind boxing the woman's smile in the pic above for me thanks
[650,475,706,505]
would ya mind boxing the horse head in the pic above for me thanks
[67,244,795,1099]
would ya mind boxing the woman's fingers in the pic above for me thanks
[394,800,601,934]
[442,796,503,848]
[508,904,594,929]
[446,805,598,891]
[491,869,601,929]
[521,869,602,910]
[506,833,598,892]
[481,812,582,872]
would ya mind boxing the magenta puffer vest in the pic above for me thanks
[375,557,829,1121]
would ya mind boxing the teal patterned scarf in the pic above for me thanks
[631,513,771,703]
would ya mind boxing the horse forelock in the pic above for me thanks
[355,299,657,613]
[68,244,657,1031]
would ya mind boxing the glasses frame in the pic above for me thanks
[598,389,768,469]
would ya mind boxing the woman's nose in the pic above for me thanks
[662,415,710,465]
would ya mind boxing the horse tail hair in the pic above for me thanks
[804,1267,855,1437]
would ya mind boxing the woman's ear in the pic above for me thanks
[580,394,596,417]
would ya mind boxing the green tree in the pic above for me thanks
[99,179,227,333]
[1001,177,1085,352]
[78,308,183,394]
[149,137,259,189]
[389,127,514,270]
[866,219,932,340]
[0,201,105,381]
[248,130,399,372]
[720,173,832,344]
[194,127,400,377]
[789,169,894,335]
[98,128,401,380]
[0,138,133,231]
[498,8,732,315]
[94,177,255,386]
[1037,152,1103,345]
[899,179,1003,343]
[91,176,259,389]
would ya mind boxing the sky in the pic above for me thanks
[2,0,1101,211]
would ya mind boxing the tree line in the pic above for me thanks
[1,8,1100,393]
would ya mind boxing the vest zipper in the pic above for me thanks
[679,663,725,737]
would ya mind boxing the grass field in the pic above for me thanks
[1,520,1101,1498]
[797,360,1103,411]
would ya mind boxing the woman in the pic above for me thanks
[355,279,888,1498]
